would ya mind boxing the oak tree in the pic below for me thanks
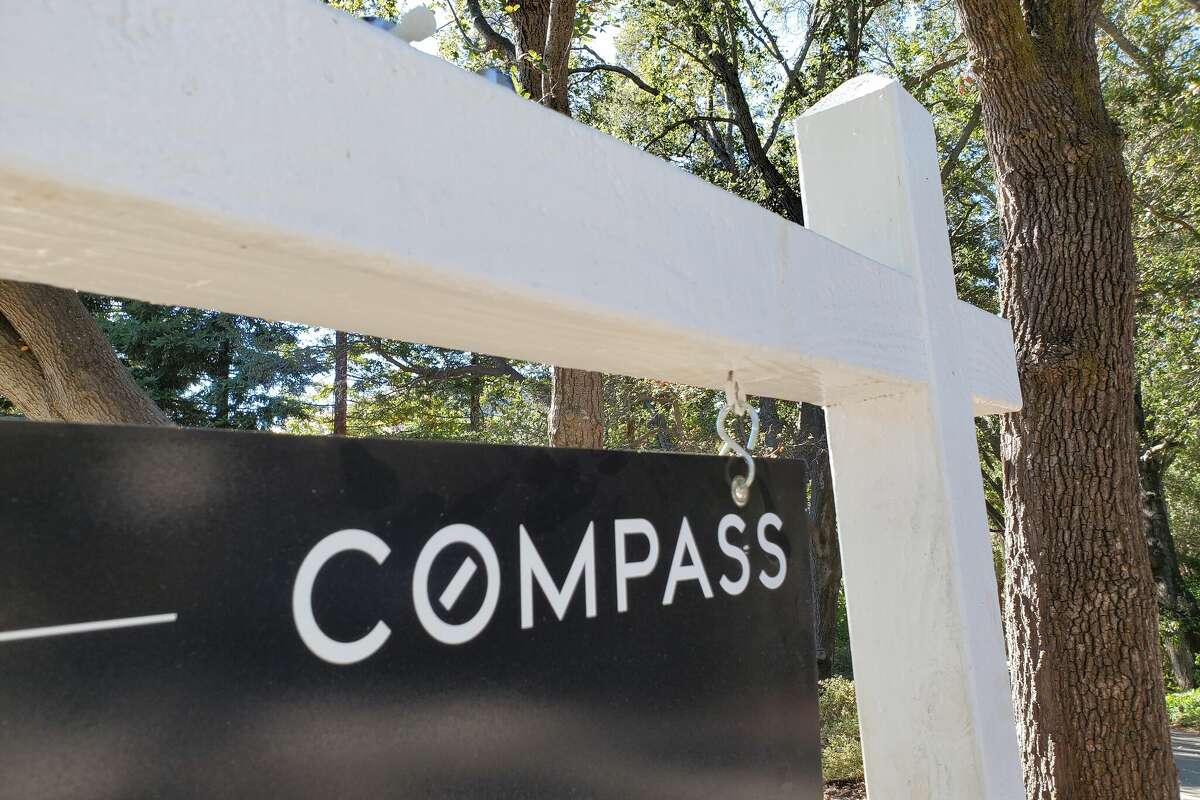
[953,0,1179,793]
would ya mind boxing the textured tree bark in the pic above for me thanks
[643,391,671,451]
[512,0,576,112]
[800,402,842,679]
[508,0,605,449]
[954,0,1178,794]
[1139,392,1200,688]
[809,472,842,679]
[468,352,482,433]
[0,280,169,425]
[214,332,232,427]
[1144,450,1200,656]
[0,311,55,419]
[1166,636,1197,692]
[512,0,549,104]
[755,398,842,676]
[758,396,784,453]
[333,330,348,435]
[549,366,604,448]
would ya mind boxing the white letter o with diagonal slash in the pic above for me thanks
[413,523,500,645]
[293,528,392,665]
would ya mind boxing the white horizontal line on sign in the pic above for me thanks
[0,613,178,643]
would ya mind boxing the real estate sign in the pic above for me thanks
[0,423,819,799]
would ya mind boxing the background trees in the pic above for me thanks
[1103,0,1200,693]
[90,300,320,429]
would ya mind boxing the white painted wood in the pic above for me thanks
[0,0,1018,413]
[958,302,1023,417]
[794,74,1025,798]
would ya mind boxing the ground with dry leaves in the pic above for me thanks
[823,780,866,799]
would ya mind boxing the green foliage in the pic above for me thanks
[87,298,322,429]
[870,0,999,311]
[604,377,724,452]
[819,677,864,782]
[323,0,403,19]
[1167,688,1200,729]
[830,587,854,679]
[289,335,551,443]
[1100,0,1200,582]
[1173,461,1200,599]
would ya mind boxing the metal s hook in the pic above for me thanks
[717,372,758,507]
[723,370,747,417]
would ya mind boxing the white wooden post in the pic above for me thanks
[794,75,1025,798]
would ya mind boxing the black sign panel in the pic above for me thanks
[0,422,819,799]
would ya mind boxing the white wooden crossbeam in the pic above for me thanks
[0,0,1018,415]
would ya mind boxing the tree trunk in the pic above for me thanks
[623,379,637,449]
[0,280,169,425]
[333,330,348,435]
[509,0,605,450]
[810,470,842,679]
[512,0,575,112]
[214,332,232,427]
[549,366,604,448]
[800,402,842,680]
[1138,390,1200,688]
[1144,447,1200,672]
[512,0,550,104]
[1167,636,1197,692]
[468,354,482,433]
[955,0,1178,794]
[1166,638,1195,695]
[758,396,784,454]
[758,397,843,677]
[640,391,671,451]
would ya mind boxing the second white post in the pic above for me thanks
[793,75,1025,799]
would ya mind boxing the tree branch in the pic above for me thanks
[568,59,740,171]
[1134,190,1200,239]
[1096,15,1161,80]
[368,341,527,382]
[569,63,670,99]
[465,0,516,60]
[908,50,967,94]
[763,3,826,152]
[743,0,789,65]
[645,114,739,151]
[941,101,982,182]
[445,0,486,55]
[683,4,805,221]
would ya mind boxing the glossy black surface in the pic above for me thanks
[0,422,819,799]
